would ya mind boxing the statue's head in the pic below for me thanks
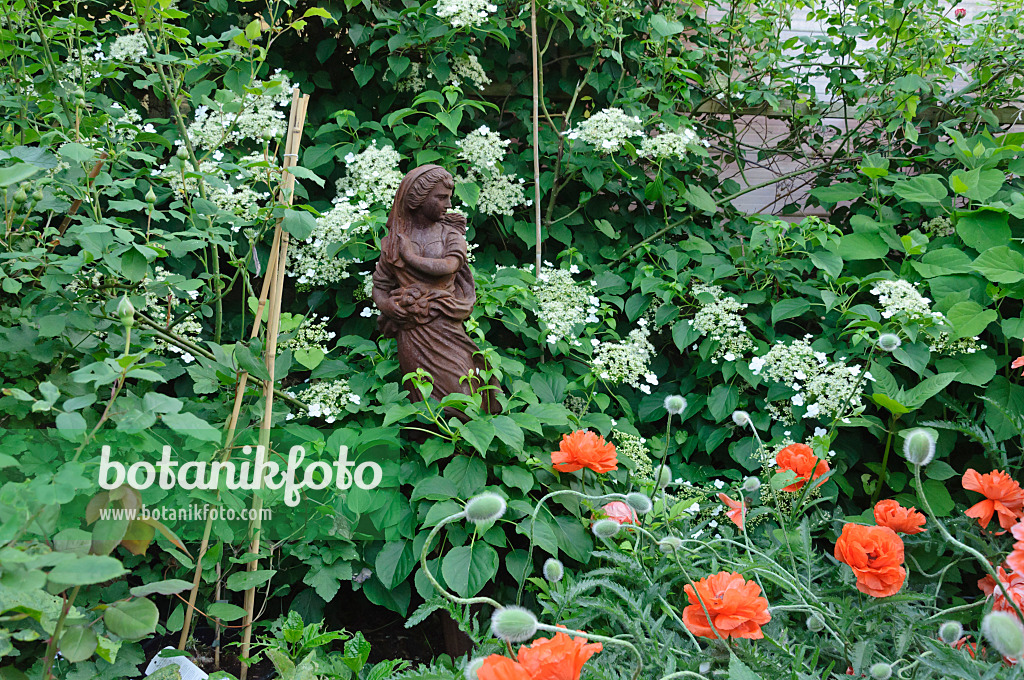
[402,165,455,223]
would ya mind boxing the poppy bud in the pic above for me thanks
[542,558,564,583]
[626,492,653,515]
[490,606,537,643]
[878,333,901,352]
[592,518,620,539]
[742,476,761,493]
[658,536,683,553]
[732,410,751,427]
[464,493,506,524]
[939,620,963,644]
[655,465,672,489]
[902,428,936,466]
[982,611,1024,660]
[663,394,686,415]
[869,663,892,680]
[806,613,825,632]
[117,296,135,329]
[464,658,484,680]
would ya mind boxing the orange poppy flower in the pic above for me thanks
[776,443,829,492]
[952,636,983,659]
[551,430,618,474]
[979,566,1024,616]
[873,499,926,534]
[477,654,532,680]
[962,469,1024,531]
[1007,521,1024,573]
[833,524,906,598]
[1012,356,1024,376]
[682,571,771,640]
[717,493,746,530]
[516,630,603,680]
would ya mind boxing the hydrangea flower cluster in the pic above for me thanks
[450,54,492,89]
[563,394,589,418]
[566,108,643,152]
[593,321,655,390]
[612,429,653,480]
[288,379,360,424]
[923,216,954,237]
[930,332,986,355]
[143,267,203,363]
[870,280,941,322]
[456,126,526,216]
[280,315,337,353]
[749,337,869,423]
[690,282,754,362]
[434,0,498,28]
[532,267,599,344]
[184,71,293,148]
[287,200,371,290]
[336,141,404,207]
[110,33,147,62]
[106,104,144,145]
[396,62,427,93]
[639,127,700,159]
[158,158,270,224]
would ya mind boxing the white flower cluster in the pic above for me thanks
[435,0,498,28]
[158,159,270,224]
[870,279,941,322]
[336,141,404,207]
[930,332,986,355]
[451,54,491,89]
[396,62,427,93]
[690,282,754,361]
[110,33,147,62]
[749,336,869,423]
[288,200,371,290]
[106,104,143,145]
[289,379,360,424]
[639,128,700,160]
[280,315,337,353]
[457,126,526,216]
[612,429,653,480]
[593,321,655,390]
[566,108,643,152]
[184,71,293,149]
[143,267,202,363]
[533,267,599,344]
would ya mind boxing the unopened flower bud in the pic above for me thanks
[664,394,686,415]
[982,611,1024,659]
[878,333,901,352]
[625,492,653,515]
[655,465,672,489]
[542,558,564,583]
[731,410,751,427]
[490,606,537,643]
[145,187,157,204]
[869,662,892,680]
[117,296,135,329]
[658,536,683,553]
[592,518,620,539]
[464,658,485,680]
[464,493,506,524]
[32,188,44,202]
[902,428,936,466]
[175,146,189,160]
[939,620,964,644]
[73,88,86,101]
[806,613,825,632]
[12,186,28,205]
[742,477,761,493]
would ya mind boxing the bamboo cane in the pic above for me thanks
[239,89,309,680]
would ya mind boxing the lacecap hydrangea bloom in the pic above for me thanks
[457,125,526,216]
[185,70,293,148]
[566,108,643,152]
[869,278,986,356]
[288,379,361,423]
[593,320,655,390]
[110,33,148,62]
[142,267,203,363]
[533,266,600,344]
[287,199,372,290]
[280,315,337,353]
[690,282,754,362]
[434,0,498,28]
[336,141,404,207]
[639,127,700,159]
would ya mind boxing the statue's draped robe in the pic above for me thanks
[373,214,501,420]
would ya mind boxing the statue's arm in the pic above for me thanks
[372,261,409,321]
[398,234,461,276]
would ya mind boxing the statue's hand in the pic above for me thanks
[397,233,415,259]
[385,295,410,322]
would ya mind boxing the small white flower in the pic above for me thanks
[569,264,580,274]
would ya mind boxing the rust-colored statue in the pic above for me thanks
[372,164,502,421]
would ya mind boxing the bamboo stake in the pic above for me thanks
[531,0,542,274]
[175,89,308,655]
[239,89,309,680]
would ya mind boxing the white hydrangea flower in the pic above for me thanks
[110,33,148,62]
[639,127,699,159]
[290,378,359,423]
[435,0,498,28]
[336,141,404,207]
[287,200,372,290]
[565,108,642,153]
[533,267,600,343]
[690,282,754,360]
[185,70,293,148]
[280,315,336,353]
[592,325,654,389]
[449,54,491,89]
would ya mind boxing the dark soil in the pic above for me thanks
[325,593,453,663]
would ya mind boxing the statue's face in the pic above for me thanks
[417,183,452,223]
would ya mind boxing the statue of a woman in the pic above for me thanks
[372,164,502,421]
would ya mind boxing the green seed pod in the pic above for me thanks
[939,620,963,644]
[145,187,157,204]
[592,518,620,539]
[490,606,538,643]
[117,296,135,329]
[982,611,1024,660]
[869,663,892,680]
[464,493,506,524]
[625,492,653,515]
[542,558,564,583]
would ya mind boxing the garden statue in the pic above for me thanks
[372,164,502,422]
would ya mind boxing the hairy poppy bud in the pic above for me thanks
[742,477,761,493]
[490,606,537,643]
[543,558,564,583]
[878,333,901,352]
[658,536,683,553]
[732,410,751,427]
[464,493,506,524]
[464,658,484,680]
[592,518,620,539]
[902,428,936,466]
[806,613,825,632]
[664,394,686,415]
[939,620,963,644]
[655,465,672,489]
[626,492,653,515]
[869,663,892,680]
[982,611,1024,659]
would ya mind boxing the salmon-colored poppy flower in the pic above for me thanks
[776,443,829,492]
[477,654,532,680]
[599,501,638,525]
[516,630,603,680]
[551,430,618,474]
[682,571,771,639]
[717,493,746,530]
[834,524,906,598]
[873,499,926,534]
[1007,521,1024,573]
[962,469,1024,531]
[979,566,1024,617]
[953,636,982,659]
[1011,356,1024,376]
